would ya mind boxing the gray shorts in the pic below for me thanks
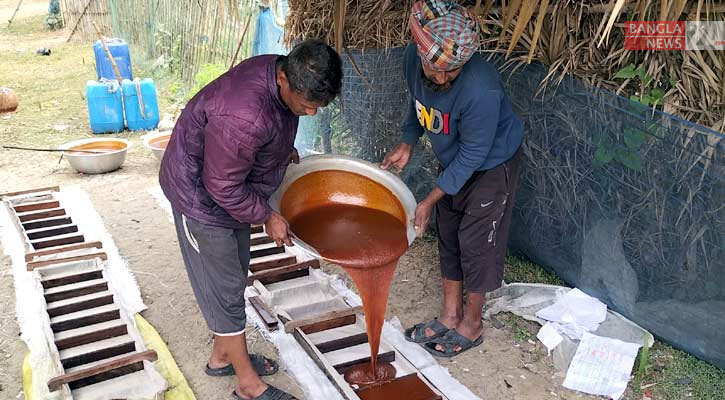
[172,208,251,335]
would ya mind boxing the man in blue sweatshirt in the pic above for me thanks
[382,0,524,357]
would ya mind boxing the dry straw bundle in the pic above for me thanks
[285,0,724,130]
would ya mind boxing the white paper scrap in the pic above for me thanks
[563,332,641,400]
[537,322,564,353]
[536,288,607,339]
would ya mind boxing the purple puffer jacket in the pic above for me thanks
[159,55,299,228]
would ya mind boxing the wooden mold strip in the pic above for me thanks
[293,328,359,400]
[250,244,285,259]
[47,293,115,318]
[248,259,320,286]
[30,233,85,250]
[0,185,60,199]
[28,252,107,271]
[25,224,78,240]
[249,296,278,331]
[45,281,109,304]
[251,225,263,234]
[22,216,73,231]
[250,235,274,246]
[42,270,104,289]
[333,351,396,375]
[54,323,128,351]
[316,333,369,354]
[13,200,61,213]
[47,349,157,392]
[250,254,297,272]
[283,306,362,334]
[60,340,136,369]
[50,308,120,333]
[16,207,66,222]
[25,241,103,262]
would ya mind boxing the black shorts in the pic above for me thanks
[436,147,522,293]
[172,208,251,335]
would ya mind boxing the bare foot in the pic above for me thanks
[235,382,268,400]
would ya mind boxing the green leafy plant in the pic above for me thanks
[188,63,226,101]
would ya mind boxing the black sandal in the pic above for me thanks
[206,354,279,377]
[404,318,451,343]
[424,330,483,357]
[232,385,297,400]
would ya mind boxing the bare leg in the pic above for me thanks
[425,278,464,337]
[209,333,267,399]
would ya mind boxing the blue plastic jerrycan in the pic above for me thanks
[122,78,160,131]
[86,79,124,134]
[94,38,133,81]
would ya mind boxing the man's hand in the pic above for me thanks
[264,211,293,247]
[381,143,413,172]
[414,187,446,236]
[289,147,300,164]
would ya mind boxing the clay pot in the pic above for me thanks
[0,88,18,113]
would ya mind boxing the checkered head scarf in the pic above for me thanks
[409,0,480,72]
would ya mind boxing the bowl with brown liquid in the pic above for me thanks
[142,131,171,160]
[269,154,417,261]
[58,138,131,174]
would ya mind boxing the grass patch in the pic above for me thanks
[504,252,566,286]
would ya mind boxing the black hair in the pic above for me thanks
[281,39,343,105]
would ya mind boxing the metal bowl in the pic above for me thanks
[58,138,130,174]
[269,154,417,260]
[142,131,171,160]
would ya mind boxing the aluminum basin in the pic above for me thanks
[269,154,417,260]
[142,131,171,160]
[58,138,130,174]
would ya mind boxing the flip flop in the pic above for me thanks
[424,330,484,358]
[206,354,279,377]
[405,318,451,343]
[232,385,297,400]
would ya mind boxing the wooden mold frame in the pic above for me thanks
[292,317,446,400]
[1,187,164,399]
[246,247,445,400]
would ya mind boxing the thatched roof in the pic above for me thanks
[285,0,724,130]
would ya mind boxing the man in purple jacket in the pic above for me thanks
[159,40,342,400]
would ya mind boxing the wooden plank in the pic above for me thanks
[284,306,362,334]
[0,185,59,199]
[43,270,104,289]
[293,328,358,400]
[249,296,278,331]
[69,361,145,390]
[61,341,136,369]
[47,294,114,318]
[249,255,297,272]
[51,309,119,333]
[333,351,396,375]
[316,332,369,354]
[22,216,73,232]
[48,350,157,392]
[302,314,357,335]
[55,323,128,351]
[250,245,285,259]
[248,259,320,286]
[251,225,263,234]
[13,200,60,213]
[17,208,66,222]
[45,282,109,304]
[258,268,310,286]
[250,235,274,246]
[26,224,78,240]
[28,252,107,270]
[25,241,103,262]
[30,233,85,250]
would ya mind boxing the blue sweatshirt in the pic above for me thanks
[401,45,524,195]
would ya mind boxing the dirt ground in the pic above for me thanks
[0,2,598,399]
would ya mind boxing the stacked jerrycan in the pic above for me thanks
[86,38,160,133]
